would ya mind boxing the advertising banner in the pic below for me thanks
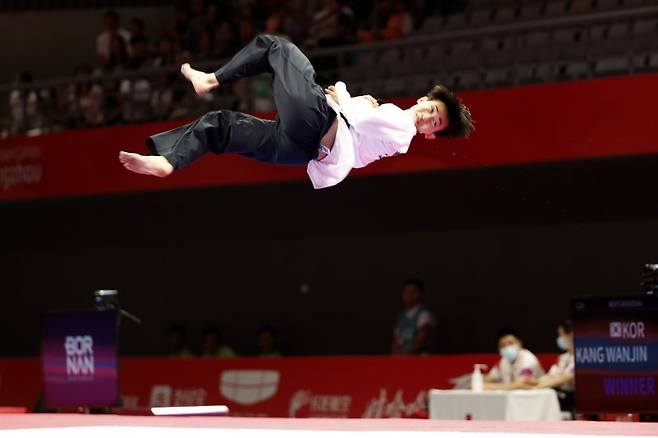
[0,354,558,417]
[1,74,658,201]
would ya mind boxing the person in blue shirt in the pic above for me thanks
[391,278,436,355]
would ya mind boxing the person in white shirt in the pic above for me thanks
[96,10,131,69]
[526,320,575,413]
[485,328,545,390]
[119,35,474,187]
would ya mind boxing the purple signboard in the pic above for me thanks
[41,310,119,407]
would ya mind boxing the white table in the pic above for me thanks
[429,389,562,421]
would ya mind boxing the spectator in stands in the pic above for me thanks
[484,328,545,389]
[167,324,194,357]
[96,10,131,70]
[282,0,311,44]
[184,0,209,55]
[264,13,290,41]
[102,78,123,125]
[201,326,237,358]
[151,72,179,120]
[305,0,356,48]
[381,0,413,40]
[127,35,151,70]
[239,18,258,46]
[7,71,44,136]
[199,26,216,61]
[258,325,282,357]
[528,320,575,413]
[170,5,191,49]
[65,65,104,128]
[153,36,177,68]
[391,278,436,355]
[213,21,240,59]
[119,35,153,122]
[128,18,148,47]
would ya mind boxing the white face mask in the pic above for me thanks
[500,345,520,362]
[556,336,569,351]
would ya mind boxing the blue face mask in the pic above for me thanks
[500,345,519,362]
[556,336,569,351]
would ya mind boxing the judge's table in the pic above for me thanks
[429,389,562,421]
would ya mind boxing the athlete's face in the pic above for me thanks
[411,97,448,140]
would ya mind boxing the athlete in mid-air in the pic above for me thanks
[119,35,474,189]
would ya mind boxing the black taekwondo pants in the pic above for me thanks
[147,35,336,169]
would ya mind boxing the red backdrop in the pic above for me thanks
[1,74,658,201]
[0,354,558,417]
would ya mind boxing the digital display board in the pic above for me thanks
[573,295,658,413]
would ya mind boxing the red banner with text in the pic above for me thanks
[2,74,658,201]
[0,355,558,417]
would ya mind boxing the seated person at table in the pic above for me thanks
[484,327,545,390]
[527,320,575,412]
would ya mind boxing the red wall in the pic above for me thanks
[1,74,658,201]
[0,354,558,417]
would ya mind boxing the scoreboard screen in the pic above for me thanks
[573,294,658,413]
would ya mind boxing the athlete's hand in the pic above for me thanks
[358,95,379,108]
[324,85,338,103]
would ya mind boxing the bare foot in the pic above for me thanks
[119,151,174,177]
[181,63,219,96]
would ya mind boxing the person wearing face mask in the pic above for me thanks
[527,320,575,413]
[484,328,545,390]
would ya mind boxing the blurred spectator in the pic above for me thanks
[184,0,209,55]
[258,325,282,357]
[282,0,311,44]
[120,35,153,122]
[213,21,240,59]
[381,0,412,40]
[264,13,290,40]
[153,36,177,68]
[484,328,545,389]
[128,18,148,44]
[96,10,131,70]
[167,324,194,357]
[151,72,182,120]
[201,326,237,358]
[357,23,376,44]
[529,320,575,413]
[119,76,152,122]
[199,26,216,60]
[102,78,123,125]
[391,278,436,355]
[239,18,258,46]
[170,5,191,49]
[127,35,152,70]
[305,0,356,48]
[65,65,104,128]
[7,71,44,136]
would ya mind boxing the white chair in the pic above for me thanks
[594,55,630,76]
